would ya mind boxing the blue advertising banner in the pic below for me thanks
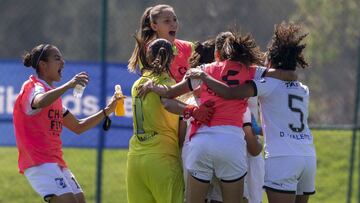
[0,60,139,148]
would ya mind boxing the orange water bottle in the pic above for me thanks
[115,85,125,116]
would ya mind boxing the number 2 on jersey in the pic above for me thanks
[288,94,305,132]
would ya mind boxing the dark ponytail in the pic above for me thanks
[189,38,215,68]
[22,52,33,68]
[149,47,171,75]
[267,22,308,70]
[216,31,263,66]
[137,38,173,76]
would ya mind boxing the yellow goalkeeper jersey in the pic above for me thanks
[129,71,180,156]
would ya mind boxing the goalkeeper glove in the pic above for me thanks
[183,100,215,125]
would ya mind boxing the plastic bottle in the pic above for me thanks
[73,84,86,98]
[114,84,125,116]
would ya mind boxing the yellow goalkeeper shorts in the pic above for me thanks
[126,153,184,203]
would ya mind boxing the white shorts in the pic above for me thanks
[264,156,316,195]
[244,152,265,203]
[182,126,224,202]
[206,152,265,203]
[24,163,83,202]
[185,125,247,182]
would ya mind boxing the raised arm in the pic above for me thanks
[186,68,256,100]
[161,98,188,115]
[161,98,215,126]
[32,84,71,109]
[32,72,88,108]
[137,78,192,99]
[63,93,123,135]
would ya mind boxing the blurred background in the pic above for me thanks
[1,0,359,124]
[0,0,359,203]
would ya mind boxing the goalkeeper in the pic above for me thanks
[126,38,214,203]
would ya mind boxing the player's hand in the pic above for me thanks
[185,67,206,79]
[183,100,215,125]
[65,72,89,89]
[137,79,154,98]
[105,93,125,113]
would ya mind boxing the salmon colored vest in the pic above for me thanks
[169,39,193,83]
[13,75,66,173]
[189,61,257,139]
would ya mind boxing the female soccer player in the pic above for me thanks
[186,22,316,203]
[13,44,121,203]
[128,4,194,83]
[128,4,195,148]
[126,38,214,203]
[138,30,298,203]
[138,31,265,203]
[185,39,263,203]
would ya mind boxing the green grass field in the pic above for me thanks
[0,130,358,203]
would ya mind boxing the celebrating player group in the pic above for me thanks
[13,3,316,203]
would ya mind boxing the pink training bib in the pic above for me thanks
[189,61,257,139]
[13,75,66,173]
[169,39,193,83]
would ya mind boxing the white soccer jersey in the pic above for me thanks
[254,77,315,158]
[253,66,267,80]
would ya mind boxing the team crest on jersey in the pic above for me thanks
[55,177,67,189]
